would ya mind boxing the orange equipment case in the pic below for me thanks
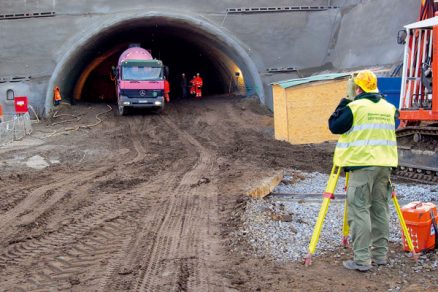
[401,202,438,253]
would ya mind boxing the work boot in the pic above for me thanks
[342,260,372,272]
[371,258,387,266]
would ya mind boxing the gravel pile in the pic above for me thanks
[235,170,438,269]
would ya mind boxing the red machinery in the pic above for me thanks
[397,0,438,182]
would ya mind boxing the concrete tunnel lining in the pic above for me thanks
[44,11,264,116]
[75,28,242,102]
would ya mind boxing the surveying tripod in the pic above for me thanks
[304,165,418,266]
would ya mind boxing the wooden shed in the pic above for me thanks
[272,73,350,144]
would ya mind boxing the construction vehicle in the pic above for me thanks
[112,45,166,115]
[396,0,438,183]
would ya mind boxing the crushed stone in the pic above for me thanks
[234,170,438,269]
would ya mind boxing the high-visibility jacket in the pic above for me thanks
[164,80,170,102]
[54,87,62,102]
[164,80,170,94]
[190,78,196,94]
[194,77,203,97]
[194,76,203,88]
[333,98,398,167]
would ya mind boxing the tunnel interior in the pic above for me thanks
[66,17,249,104]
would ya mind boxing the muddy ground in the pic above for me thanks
[0,96,436,291]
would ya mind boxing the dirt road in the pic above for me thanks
[0,96,436,291]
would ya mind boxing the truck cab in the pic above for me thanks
[114,47,165,115]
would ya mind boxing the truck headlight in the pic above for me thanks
[154,101,162,106]
[123,101,130,105]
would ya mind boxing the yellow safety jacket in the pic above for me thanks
[333,98,398,167]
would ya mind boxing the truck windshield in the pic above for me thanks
[122,65,162,81]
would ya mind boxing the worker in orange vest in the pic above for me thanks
[0,104,3,123]
[190,75,196,96]
[194,73,203,98]
[54,86,62,106]
[164,77,170,103]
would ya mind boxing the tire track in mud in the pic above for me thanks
[99,114,197,291]
[2,107,227,291]
[17,218,133,291]
[0,168,107,241]
[127,116,152,162]
[25,115,194,291]
[132,115,223,292]
[134,189,194,292]
[0,117,132,228]
[0,181,53,212]
[99,116,196,291]
[167,102,239,290]
[0,188,134,265]
[96,113,205,291]
[0,117,149,255]
[0,115,185,291]
[224,102,254,129]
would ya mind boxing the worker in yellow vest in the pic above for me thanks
[328,70,398,272]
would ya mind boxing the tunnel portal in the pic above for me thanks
[47,13,263,111]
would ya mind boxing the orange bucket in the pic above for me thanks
[401,201,438,253]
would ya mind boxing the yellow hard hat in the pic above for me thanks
[354,70,379,93]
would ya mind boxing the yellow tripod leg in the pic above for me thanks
[342,172,350,248]
[391,189,418,261]
[342,200,350,248]
[304,165,341,266]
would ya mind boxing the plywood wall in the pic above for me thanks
[273,84,288,141]
[273,79,347,144]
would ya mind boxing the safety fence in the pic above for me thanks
[0,113,33,146]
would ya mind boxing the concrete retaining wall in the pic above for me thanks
[0,0,418,116]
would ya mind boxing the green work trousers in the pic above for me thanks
[346,166,391,265]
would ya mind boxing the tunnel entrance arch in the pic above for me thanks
[44,11,264,116]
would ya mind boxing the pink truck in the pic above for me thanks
[113,46,166,115]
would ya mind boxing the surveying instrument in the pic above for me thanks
[303,165,418,266]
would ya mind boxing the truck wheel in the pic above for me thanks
[118,104,126,116]
[155,102,165,114]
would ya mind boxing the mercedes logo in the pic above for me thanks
[139,90,146,97]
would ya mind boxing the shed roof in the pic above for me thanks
[271,73,350,89]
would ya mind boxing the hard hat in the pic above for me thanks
[353,70,379,93]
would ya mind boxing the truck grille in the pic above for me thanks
[120,89,163,98]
